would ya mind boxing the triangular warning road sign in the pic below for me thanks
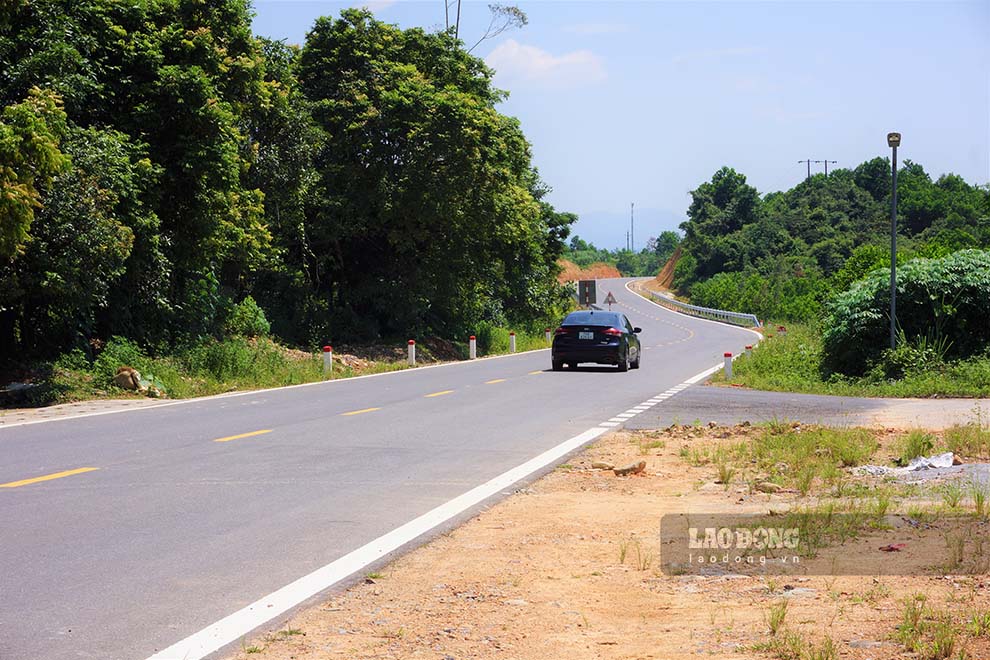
[604,291,617,308]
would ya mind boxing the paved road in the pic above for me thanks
[0,278,757,660]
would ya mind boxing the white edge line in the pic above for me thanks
[0,348,553,431]
[146,424,606,660]
[144,358,725,660]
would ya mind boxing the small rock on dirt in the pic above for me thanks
[113,367,141,390]
[614,461,646,476]
[591,461,615,470]
[756,482,782,493]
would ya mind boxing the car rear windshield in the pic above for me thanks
[562,311,622,326]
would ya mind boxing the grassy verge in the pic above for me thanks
[678,419,990,549]
[5,326,554,408]
[713,323,990,398]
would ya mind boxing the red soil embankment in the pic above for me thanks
[557,259,621,283]
[654,245,681,290]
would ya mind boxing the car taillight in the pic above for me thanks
[603,327,623,337]
[554,327,571,336]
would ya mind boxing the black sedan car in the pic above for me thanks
[551,310,641,372]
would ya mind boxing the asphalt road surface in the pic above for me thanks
[0,278,757,660]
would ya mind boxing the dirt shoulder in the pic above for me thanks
[228,424,990,660]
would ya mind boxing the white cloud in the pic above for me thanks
[561,22,631,36]
[671,46,767,65]
[485,39,606,89]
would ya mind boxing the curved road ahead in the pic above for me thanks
[0,278,758,660]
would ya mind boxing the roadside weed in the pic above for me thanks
[899,430,937,464]
[968,611,990,637]
[942,482,965,509]
[968,480,989,519]
[766,600,788,636]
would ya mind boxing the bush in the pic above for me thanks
[224,296,271,338]
[822,250,990,375]
[688,266,827,323]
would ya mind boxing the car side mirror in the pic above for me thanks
[633,327,641,334]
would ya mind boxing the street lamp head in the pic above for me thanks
[887,132,901,148]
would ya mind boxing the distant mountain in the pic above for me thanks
[568,207,685,251]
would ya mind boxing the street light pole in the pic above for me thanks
[887,132,901,350]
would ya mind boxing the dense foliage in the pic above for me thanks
[676,162,990,324]
[822,250,990,375]
[0,2,572,365]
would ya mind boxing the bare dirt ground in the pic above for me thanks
[229,425,990,660]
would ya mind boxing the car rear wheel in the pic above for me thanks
[631,351,641,369]
[552,360,563,371]
[617,352,629,372]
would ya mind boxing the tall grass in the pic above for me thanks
[718,323,990,398]
[24,324,554,407]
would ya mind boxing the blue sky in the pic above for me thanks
[253,1,990,250]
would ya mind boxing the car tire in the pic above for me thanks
[617,352,629,372]
[552,360,563,371]
[631,351,641,369]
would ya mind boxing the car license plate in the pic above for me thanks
[579,331,594,340]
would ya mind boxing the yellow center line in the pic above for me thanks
[214,429,273,443]
[528,370,543,375]
[0,467,100,489]
[424,390,454,398]
[341,407,381,416]
[485,379,507,384]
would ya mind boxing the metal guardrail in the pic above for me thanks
[642,289,761,328]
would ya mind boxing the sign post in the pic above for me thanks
[577,280,597,307]
[604,291,617,309]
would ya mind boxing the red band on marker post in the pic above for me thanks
[724,352,732,358]
[745,345,752,350]
[408,339,415,345]
[470,335,476,340]
[323,345,332,353]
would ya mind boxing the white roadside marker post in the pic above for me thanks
[723,352,733,379]
[545,327,551,344]
[408,339,416,366]
[509,332,516,353]
[322,345,333,377]
[469,335,477,359]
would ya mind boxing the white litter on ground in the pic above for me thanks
[855,452,956,477]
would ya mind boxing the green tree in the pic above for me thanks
[0,87,69,259]
[299,9,570,338]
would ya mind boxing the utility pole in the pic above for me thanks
[630,202,635,252]
[887,133,901,349]
[625,231,630,251]
[798,159,813,181]
[815,159,838,177]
